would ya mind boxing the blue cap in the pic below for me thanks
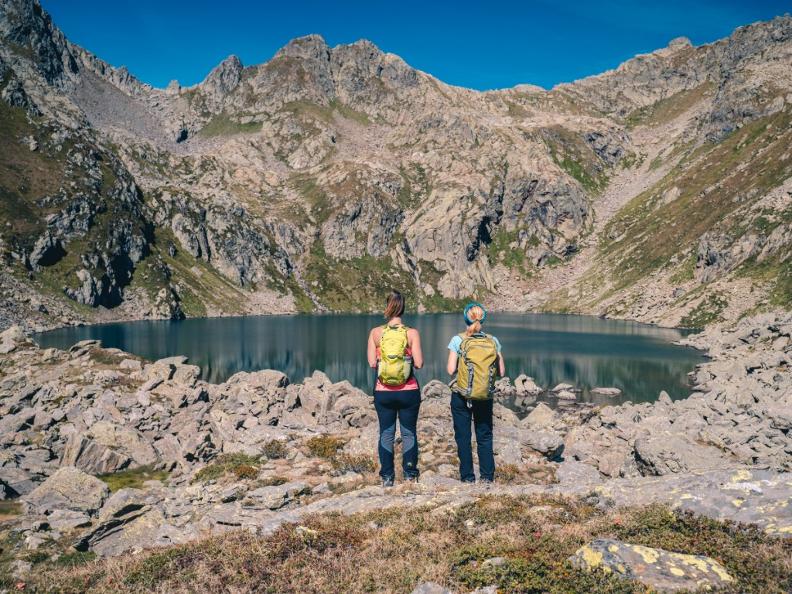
[463,302,487,325]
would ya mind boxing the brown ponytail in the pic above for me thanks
[384,290,405,320]
[465,305,485,336]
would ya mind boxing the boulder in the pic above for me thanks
[521,430,564,460]
[514,374,543,395]
[0,325,27,353]
[88,421,158,467]
[172,364,201,386]
[570,539,734,592]
[422,380,452,400]
[551,383,574,392]
[591,387,622,396]
[521,402,556,429]
[556,390,577,401]
[23,467,109,516]
[634,433,731,476]
[60,434,131,474]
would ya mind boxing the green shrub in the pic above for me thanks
[193,453,262,483]
[262,439,288,459]
[305,436,346,459]
[331,454,377,474]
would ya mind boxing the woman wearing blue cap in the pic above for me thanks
[446,302,505,483]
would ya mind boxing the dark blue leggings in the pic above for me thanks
[373,389,421,480]
[451,391,495,482]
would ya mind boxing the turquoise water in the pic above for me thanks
[34,313,705,406]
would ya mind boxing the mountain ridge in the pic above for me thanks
[0,0,790,331]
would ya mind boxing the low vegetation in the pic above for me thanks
[305,435,346,459]
[97,466,169,492]
[192,453,263,483]
[22,497,791,593]
[197,112,262,137]
[330,453,377,474]
[262,439,288,459]
[680,293,728,329]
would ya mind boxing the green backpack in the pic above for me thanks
[455,332,498,400]
[377,324,412,386]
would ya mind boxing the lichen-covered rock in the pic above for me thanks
[570,539,734,592]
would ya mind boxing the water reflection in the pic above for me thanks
[34,313,705,405]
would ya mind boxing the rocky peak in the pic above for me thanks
[274,34,331,62]
[668,36,692,49]
[199,54,242,97]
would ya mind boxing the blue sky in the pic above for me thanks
[42,0,790,90]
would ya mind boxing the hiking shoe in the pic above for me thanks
[381,477,395,488]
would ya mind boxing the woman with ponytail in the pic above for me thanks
[446,303,505,483]
[367,290,423,487]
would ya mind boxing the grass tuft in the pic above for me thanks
[193,453,262,483]
[97,466,169,492]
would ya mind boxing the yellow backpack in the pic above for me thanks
[455,332,498,400]
[377,324,412,386]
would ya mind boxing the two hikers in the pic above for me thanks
[368,292,504,486]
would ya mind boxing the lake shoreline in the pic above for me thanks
[31,311,706,405]
[0,311,789,581]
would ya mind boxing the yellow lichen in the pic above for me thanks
[578,545,604,569]
[730,469,752,482]
[674,554,733,582]
[669,566,685,577]
[731,498,744,507]
[631,545,660,564]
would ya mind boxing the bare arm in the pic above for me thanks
[498,353,506,377]
[447,350,458,375]
[408,328,423,369]
[367,328,378,368]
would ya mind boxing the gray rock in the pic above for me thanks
[48,509,91,531]
[570,539,734,592]
[556,390,577,401]
[23,466,109,516]
[634,433,733,476]
[522,430,564,460]
[422,380,452,400]
[591,387,622,396]
[243,481,310,510]
[60,434,131,474]
[521,402,556,429]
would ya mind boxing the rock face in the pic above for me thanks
[570,539,734,592]
[1,0,790,329]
